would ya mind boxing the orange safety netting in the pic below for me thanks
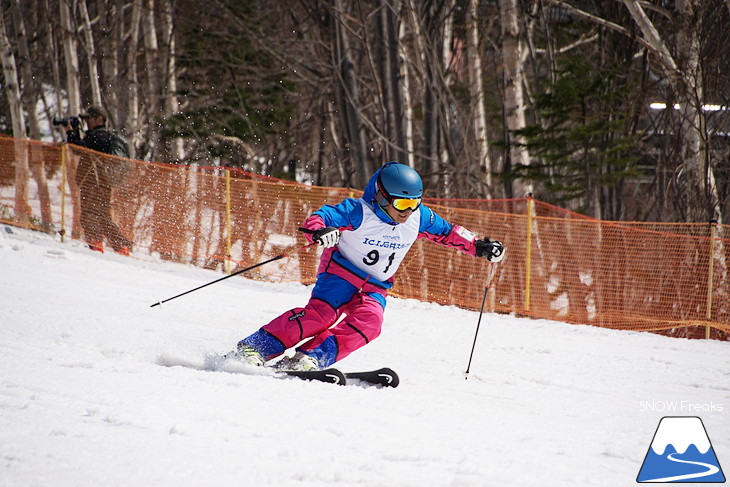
[1,136,728,339]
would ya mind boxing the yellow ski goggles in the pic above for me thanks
[376,178,422,212]
[389,196,422,212]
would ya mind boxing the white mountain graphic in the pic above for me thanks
[650,417,711,455]
[638,416,725,483]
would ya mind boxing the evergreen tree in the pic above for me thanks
[509,57,638,217]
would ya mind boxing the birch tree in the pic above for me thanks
[77,0,103,107]
[332,0,371,187]
[141,0,162,158]
[375,0,407,164]
[43,0,64,143]
[11,0,52,226]
[125,0,143,156]
[416,1,451,190]
[160,0,183,161]
[59,0,81,116]
[394,14,415,168]
[0,3,32,219]
[466,0,492,196]
[500,0,530,196]
[10,2,40,139]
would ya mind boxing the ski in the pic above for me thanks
[279,367,399,387]
[344,367,399,388]
[278,368,346,385]
[159,353,398,388]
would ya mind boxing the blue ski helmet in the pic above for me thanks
[377,162,423,199]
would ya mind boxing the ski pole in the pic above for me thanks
[465,262,498,378]
[150,242,316,307]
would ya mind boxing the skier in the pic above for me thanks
[232,162,505,371]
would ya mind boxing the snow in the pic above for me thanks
[1,223,728,487]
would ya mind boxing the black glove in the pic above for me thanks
[312,227,341,248]
[475,238,505,262]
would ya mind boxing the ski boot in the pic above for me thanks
[225,343,265,367]
[276,351,319,372]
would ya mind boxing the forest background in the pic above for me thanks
[1,0,729,223]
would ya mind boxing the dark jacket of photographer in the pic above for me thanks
[67,126,113,186]
[66,125,113,156]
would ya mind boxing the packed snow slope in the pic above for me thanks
[1,224,728,487]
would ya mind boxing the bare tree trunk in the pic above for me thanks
[377,0,407,163]
[142,0,162,159]
[11,1,52,226]
[99,0,121,120]
[11,2,40,140]
[332,0,370,187]
[500,0,531,196]
[466,0,492,197]
[160,0,184,161]
[114,0,129,132]
[410,0,461,195]
[419,1,445,189]
[439,0,455,194]
[59,0,82,115]
[54,0,82,236]
[674,0,720,223]
[78,0,103,106]
[125,0,143,156]
[398,18,415,167]
[43,0,64,142]
[0,13,19,120]
[404,0,430,173]
[0,5,32,219]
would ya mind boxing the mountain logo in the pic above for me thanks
[637,416,725,483]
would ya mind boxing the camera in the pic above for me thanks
[52,116,81,129]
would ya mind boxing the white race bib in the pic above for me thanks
[337,200,420,281]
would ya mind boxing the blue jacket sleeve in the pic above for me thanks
[418,205,452,235]
[418,205,479,255]
[310,198,364,231]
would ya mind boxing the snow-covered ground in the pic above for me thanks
[1,224,728,487]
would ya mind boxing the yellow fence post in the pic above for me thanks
[524,195,534,312]
[225,169,232,274]
[60,144,67,243]
[705,219,717,339]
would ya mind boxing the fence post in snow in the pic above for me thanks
[524,194,534,313]
[225,168,232,275]
[705,219,718,339]
[60,143,67,243]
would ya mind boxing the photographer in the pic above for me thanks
[59,106,133,255]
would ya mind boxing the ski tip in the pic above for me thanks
[344,367,399,388]
[281,368,347,385]
[383,369,400,388]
